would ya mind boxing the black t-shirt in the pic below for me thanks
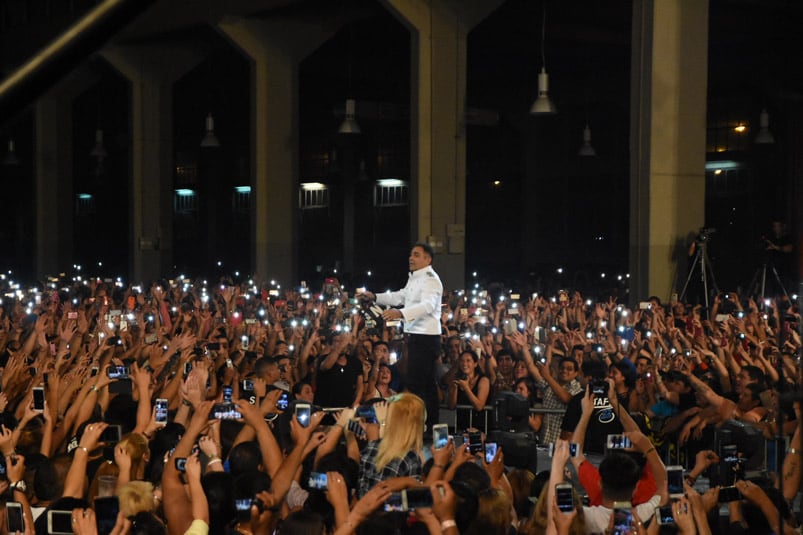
[677,391,697,412]
[314,354,363,408]
[561,391,624,455]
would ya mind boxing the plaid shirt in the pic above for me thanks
[359,440,422,497]
[539,378,583,445]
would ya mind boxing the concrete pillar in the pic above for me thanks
[630,0,709,301]
[380,0,503,291]
[218,17,335,285]
[34,68,99,279]
[101,44,203,283]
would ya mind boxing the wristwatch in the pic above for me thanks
[9,480,26,492]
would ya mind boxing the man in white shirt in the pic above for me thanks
[360,243,443,434]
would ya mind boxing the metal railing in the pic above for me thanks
[441,404,565,435]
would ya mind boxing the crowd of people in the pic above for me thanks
[0,250,798,534]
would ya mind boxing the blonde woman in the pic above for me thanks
[358,393,424,497]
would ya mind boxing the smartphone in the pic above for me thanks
[100,425,122,444]
[144,333,158,345]
[656,505,674,525]
[355,405,378,424]
[347,419,366,437]
[308,471,328,490]
[32,386,45,411]
[174,457,187,472]
[606,434,632,450]
[94,496,120,535]
[6,501,24,532]
[569,443,579,457]
[639,302,651,310]
[223,386,233,403]
[612,501,632,535]
[468,431,483,454]
[47,510,74,535]
[155,398,169,424]
[234,498,253,521]
[405,487,434,510]
[667,466,684,498]
[384,491,406,512]
[295,403,311,428]
[242,379,254,392]
[432,423,449,450]
[503,319,517,335]
[102,445,115,462]
[484,441,498,463]
[67,311,79,320]
[718,485,741,503]
[556,483,575,513]
[183,361,193,379]
[209,402,242,420]
[721,444,738,462]
[106,366,130,379]
[91,366,99,377]
[207,342,220,350]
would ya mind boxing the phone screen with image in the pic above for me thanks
[556,484,575,513]
[155,398,169,424]
[667,466,684,497]
[308,472,328,490]
[612,502,632,535]
[432,424,449,449]
[295,404,311,428]
[484,442,498,463]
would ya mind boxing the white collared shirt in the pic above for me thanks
[376,265,443,335]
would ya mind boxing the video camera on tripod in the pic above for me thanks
[695,227,716,244]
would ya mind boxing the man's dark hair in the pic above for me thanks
[292,381,311,398]
[559,357,579,372]
[612,360,638,389]
[281,511,326,535]
[742,365,767,389]
[635,354,652,365]
[497,350,514,361]
[744,383,763,403]
[413,241,435,260]
[254,356,278,378]
[129,512,166,535]
[202,472,235,534]
[228,441,262,477]
[664,370,691,389]
[372,340,389,352]
[453,462,491,494]
[599,452,641,501]
[581,359,608,380]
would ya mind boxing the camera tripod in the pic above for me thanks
[747,259,788,300]
[679,239,719,312]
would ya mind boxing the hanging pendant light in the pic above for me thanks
[200,112,220,147]
[90,129,107,158]
[754,108,774,144]
[530,4,557,115]
[578,124,596,156]
[3,139,19,166]
[338,99,361,134]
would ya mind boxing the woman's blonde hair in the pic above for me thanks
[474,488,511,535]
[374,393,424,471]
[117,433,151,482]
[116,480,155,517]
